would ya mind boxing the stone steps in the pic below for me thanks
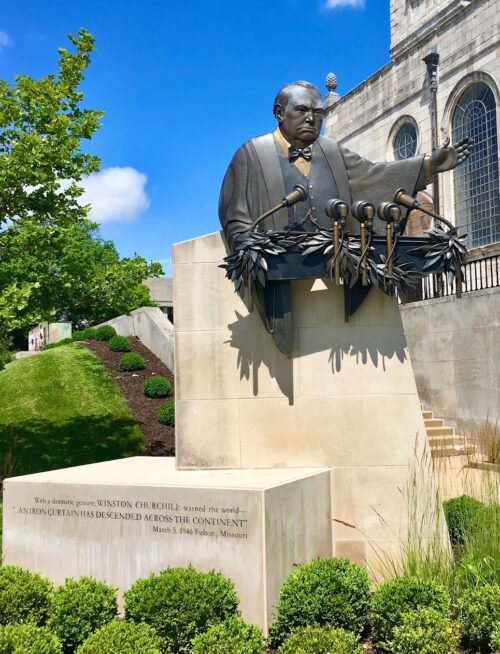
[424,418,443,428]
[427,435,458,447]
[422,408,473,459]
[426,425,455,437]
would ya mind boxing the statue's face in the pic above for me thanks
[276,86,324,148]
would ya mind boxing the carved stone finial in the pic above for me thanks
[324,72,340,109]
[326,72,338,93]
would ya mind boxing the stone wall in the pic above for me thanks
[400,286,500,434]
[143,277,173,308]
[99,306,174,372]
[390,0,475,55]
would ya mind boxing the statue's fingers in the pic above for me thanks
[440,136,451,149]
[454,136,474,149]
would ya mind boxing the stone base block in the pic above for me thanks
[3,457,332,630]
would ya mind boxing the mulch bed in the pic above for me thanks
[83,337,175,457]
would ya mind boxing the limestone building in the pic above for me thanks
[324,0,500,434]
[325,0,499,251]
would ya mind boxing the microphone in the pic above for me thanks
[377,202,402,278]
[325,200,349,286]
[393,188,454,230]
[393,189,419,211]
[351,201,375,286]
[352,200,375,227]
[325,199,349,223]
[252,184,307,229]
[283,184,307,207]
[377,202,401,230]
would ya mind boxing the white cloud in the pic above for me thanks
[0,31,13,52]
[324,0,365,9]
[79,167,150,224]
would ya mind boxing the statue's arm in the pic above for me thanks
[340,145,427,205]
[218,145,255,249]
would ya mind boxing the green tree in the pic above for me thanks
[2,218,162,330]
[0,28,101,229]
[0,29,162,362]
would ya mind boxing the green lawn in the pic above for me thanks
[0,344,145,478]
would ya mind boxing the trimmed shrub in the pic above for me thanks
[119,352,145,372]
[443,495,485,545]
[0,565,53,626]
[143,376,172,398]
[46,577,118,653]
[268,558,371,648]
[124,566,239,654]
[75,621,161,654]
[371,575,451,648]
[72,328,96,341]
[278,626,362,654]
[108,335,131,352]
[390,607,460,654]
[491,623,500,653]
[0,624,62,654]
[157,400,175,426]
[459,583,500,651]
[94,325,117,341]
[191,615,265,654]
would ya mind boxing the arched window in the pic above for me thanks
[393,122,418,160]
[452,82,500,247]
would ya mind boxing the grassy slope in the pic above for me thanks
[0,344,145,478]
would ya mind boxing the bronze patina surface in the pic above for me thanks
[218,81,473,355]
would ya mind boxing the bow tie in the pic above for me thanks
[288,146,312,162]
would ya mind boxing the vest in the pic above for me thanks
[275,141,339,231]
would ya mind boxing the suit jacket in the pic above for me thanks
[218,133,427,355]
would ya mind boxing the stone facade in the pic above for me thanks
[325,0,500,244]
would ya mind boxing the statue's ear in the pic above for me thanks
[274,104,284,123]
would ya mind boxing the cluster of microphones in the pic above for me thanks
[252,184,427,286]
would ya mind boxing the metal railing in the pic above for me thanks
[403,252,500,303]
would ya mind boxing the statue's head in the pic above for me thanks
[273,81,324,148]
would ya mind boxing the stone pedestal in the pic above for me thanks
[173,231,445,574]
[3,458,331,629]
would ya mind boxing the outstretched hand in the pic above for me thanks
[430,136,474,173]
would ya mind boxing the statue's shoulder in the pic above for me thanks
[316,134,343,152]
[236,132,275,156]
[228,132,276,169]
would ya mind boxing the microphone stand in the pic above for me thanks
[394,189,463,297]
[325,200,349,286]
[252,185,307,230]
[352,201,375,286]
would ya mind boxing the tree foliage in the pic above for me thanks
[0,28,101,229]
[0,29,162,359]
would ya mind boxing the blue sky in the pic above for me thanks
[1,0,390,274]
